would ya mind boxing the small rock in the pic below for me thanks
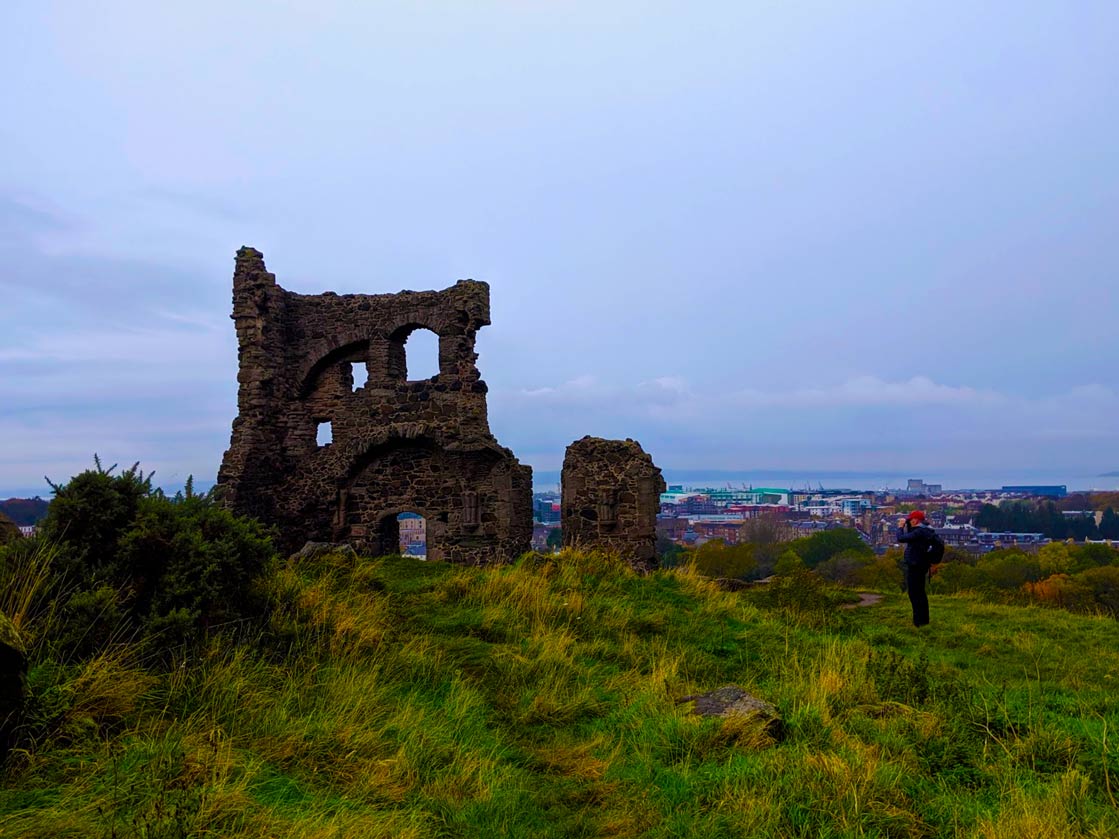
[291,541,359,561]
[678,685,783,739]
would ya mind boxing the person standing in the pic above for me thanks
[897,510,939,627]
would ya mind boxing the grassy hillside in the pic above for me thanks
[2,550,1117,838]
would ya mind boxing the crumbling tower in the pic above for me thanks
[217,247,533,563]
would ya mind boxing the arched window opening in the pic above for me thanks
[351,362,369,391]
[404,329,440,381]
[397,512,427,559]
[316,421,333,447]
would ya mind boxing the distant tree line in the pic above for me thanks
[669,525,873,582]
[931,542,1119,617]
[671,517,1119,620]
[974,501,1119,540]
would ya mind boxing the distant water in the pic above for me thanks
[531,469,1119,494]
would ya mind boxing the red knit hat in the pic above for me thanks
[907,510,926,523]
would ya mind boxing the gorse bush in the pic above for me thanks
[2,459,276,657]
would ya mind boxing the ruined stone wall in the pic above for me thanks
[561,436,665,571]
[217,247,532,563]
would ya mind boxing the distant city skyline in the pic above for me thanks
[7,466,1119,503]
[2,3,1117,495]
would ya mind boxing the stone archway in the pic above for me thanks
[336,437,522,565]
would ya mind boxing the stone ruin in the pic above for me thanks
[217,247,663,569]
[561,437,666,571]
[216,248,532,564]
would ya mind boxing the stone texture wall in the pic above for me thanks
[216,247,532,564]
[561,436,666,571]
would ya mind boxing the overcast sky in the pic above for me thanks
[2,2,1117,496]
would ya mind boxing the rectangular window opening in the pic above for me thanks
[317,420,333,447]
[352,362,369,390]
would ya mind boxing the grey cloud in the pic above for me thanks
[489,375,1119,473]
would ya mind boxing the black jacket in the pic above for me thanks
[897,523,938,566]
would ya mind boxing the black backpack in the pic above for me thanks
[926,531,945,564]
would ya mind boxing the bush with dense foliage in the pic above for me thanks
[3,460,276,656]
[689,539,757,579]
[786,527,873,569]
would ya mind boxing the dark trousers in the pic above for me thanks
[906,563,930,627]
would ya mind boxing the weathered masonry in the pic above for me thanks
[216,247,533,564]
[561,436,666,571]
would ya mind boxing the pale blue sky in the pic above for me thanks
[2,2,1117,495]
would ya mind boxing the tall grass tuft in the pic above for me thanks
[0,539,63,638]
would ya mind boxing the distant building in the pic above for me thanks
[19,526,36,537]
[840,497,871,517]
[398,512,426,554]
[660,487,792,508]
[531,522,557,551]
[533,498,561,524]
[655,517,689,543]
[691,521,745,544]
[907,479,926,494]
[789,520,831,534]
[975,532,1049,548]
[935,524,978,547]
[1001,485,1067,498]
[797,495,870,517]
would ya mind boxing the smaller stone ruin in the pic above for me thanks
[561,436,666,571]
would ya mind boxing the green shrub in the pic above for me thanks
[28,459,276,655]
[787,528,873,569]
[39,457,150,582]
[689,540,757,580]
[762,569,841,617]
[814,549,871,585]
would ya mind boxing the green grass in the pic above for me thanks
[2,551,1118,838]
